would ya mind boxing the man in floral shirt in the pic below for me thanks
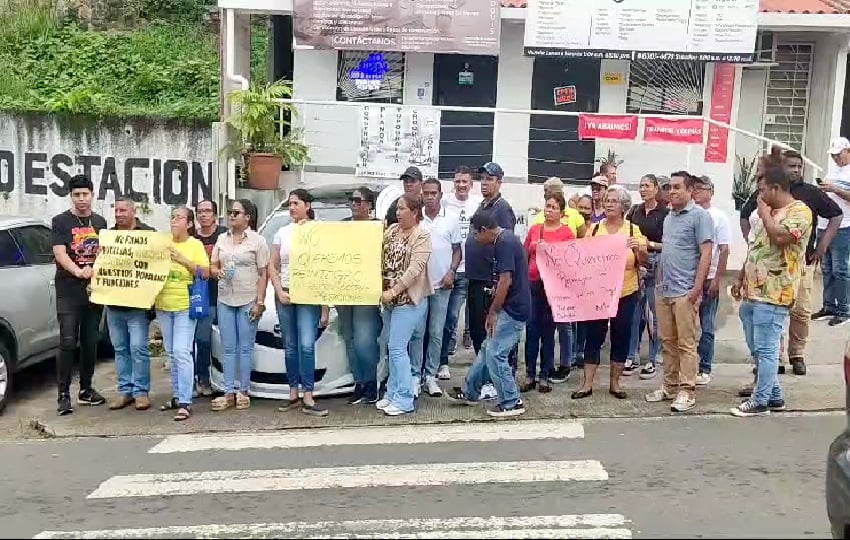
[731,163,812,417]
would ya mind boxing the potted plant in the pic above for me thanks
[733,153,758,211]
[225,79,309,190]
[595,149,623,171]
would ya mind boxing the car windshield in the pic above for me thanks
[260,203,352,246]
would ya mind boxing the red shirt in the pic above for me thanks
[524,223,575,282]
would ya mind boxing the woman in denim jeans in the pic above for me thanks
[270,189,330,417]
[376,194,433,417]
[210,199,269,412]
[156,206,210,421]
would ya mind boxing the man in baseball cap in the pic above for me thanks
[385,166,424,226]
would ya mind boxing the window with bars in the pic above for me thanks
[626,60,705,116]
[336,51,405,104]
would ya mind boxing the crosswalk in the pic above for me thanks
[34,420,634,539]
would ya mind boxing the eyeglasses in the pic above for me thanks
[229,210,243,217]
[349,197,365,204]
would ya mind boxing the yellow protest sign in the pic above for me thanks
[90,230,172,309]
[289,221,383,305]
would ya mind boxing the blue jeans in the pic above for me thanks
[156,310,196,406]
[698,281,720,374]
[525,280,568,379]
[411,288,451,379]
[337,305,381,384]
[557,324,573,368]
[740,300,788,406]
[276,302,321,393]
[217,302,258,394]
[629,254,660,365]
[463,311,525,410]
[106,307,151,397]
[821,227,850,317]
[193,306,216,384]
[440,273,469,366]
[384,301,428,412]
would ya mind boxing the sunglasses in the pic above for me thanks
[229,210,244,217]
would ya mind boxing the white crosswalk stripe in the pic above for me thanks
[36,420,634,539]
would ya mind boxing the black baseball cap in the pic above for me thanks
[478,162,504,178]
[400,166,423,183]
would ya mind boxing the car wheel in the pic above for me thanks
[0,342,12,414]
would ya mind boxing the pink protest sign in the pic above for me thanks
[536,235,629,323]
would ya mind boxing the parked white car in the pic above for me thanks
[210,183,395,398]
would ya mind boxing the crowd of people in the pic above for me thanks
[52,136,847,420]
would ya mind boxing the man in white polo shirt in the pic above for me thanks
[411,178,462,398]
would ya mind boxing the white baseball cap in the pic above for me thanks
[828,137,850,155]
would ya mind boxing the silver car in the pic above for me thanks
[0,217,60,412]
[827,339,850,538]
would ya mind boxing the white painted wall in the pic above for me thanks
[492,21,533,179]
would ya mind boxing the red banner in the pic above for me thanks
[578,114,638,141]
[643,117,705,144]
[704,63,736,163]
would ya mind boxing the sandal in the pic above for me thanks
[609,389,628,400]
[538,381,553,393]
[160,397,178,411]
[571,389,593,400]
[277,398,301,412]
[235,393,251,410]
[173,407,191,421]
[519,380,537,393]
[211,394,235,411]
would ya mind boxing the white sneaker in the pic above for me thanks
[696,372,712,386]
[412,375,421,399]
[375,398,391,411]
[671,391,696,412]
[437,365,451,380]
[383,404,412,416]
[424,376,443,397]
[645,388,675,402]
[638,363,657,380]
[480,382,498,401]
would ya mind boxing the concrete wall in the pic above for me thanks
[0,113,216,231]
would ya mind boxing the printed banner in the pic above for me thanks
[356,105,440,179]
[90,230,172,309]
[536,235,628,323]
[579,114,638,141]
[289,221,383,305]
[554,85,577,106]
[705,63,736,163]
[643,117,705,144]
[293,0,500,55]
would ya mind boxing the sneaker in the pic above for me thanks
[623,358,640,376]
[550,366,570,384]
[412,375,421,399]
[768,398,787,411]
[446,387,478,406]
[437,364,451,380]
[301,403,329,417]
[671,391,696,412]
[57,393,73,416]
[364,382,379,404]
[696,372,712,386]
[108,394,134,410]
[789,357,807,376]
[811,309,835,321]
[645,388,675,402]
[639,363,657,380]
[197,381,213,397]
[462,331,472,349]
[375,398,391,411]
[448,337,457,356]
[424,376,443,397]
[486,402,526,418]
[829,316,850,327]
[731,399,770,417]
[78,388,106,406]
[383,404,413,416]
[348,383,365,405]
[480,382,498,401]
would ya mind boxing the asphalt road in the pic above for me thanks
[0,413,843,539]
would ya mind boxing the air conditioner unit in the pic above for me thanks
[744,31,778,69]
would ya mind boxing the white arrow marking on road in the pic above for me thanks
[34,514,631,539]
[148,420,585,453]
[87,460,608,499]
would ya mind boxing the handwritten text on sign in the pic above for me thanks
[289,221,383,305]
[536,235,628,323]
[90,230,172,309]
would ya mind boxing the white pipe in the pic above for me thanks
[225,8,249,91]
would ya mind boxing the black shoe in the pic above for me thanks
[446,387,477,406]
[550,366,570,384]
[78,388,106,406]
[57,394,73,416]
[364,381,379,404]
[789,357,807,376]
[519,380,537,393]
[348,383,365,405]
[829,316,850,327]
[811,309,835,321]
[768,398,787,411]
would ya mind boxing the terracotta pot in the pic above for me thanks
[246,153,283,190]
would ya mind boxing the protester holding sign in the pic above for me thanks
[103,197,156,412]
[51,174,109,416]
[210,200,269,412]
[156,206,209,421]
[572,186,647,401]
[271,189,330,418]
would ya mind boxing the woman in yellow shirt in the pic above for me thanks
[572,186,647,401]
[156,206,210,421]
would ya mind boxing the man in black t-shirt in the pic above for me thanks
[384,166,423,226]
[193,199,228,396]
[51,175,108,415]
[448,212,530,418]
